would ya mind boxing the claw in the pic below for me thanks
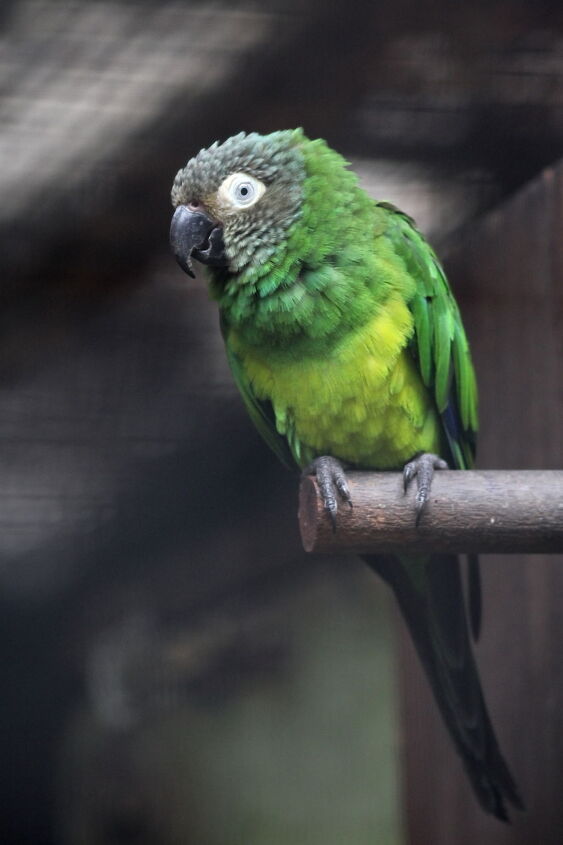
[305,455,352,532]
[403,461,417,492]
[403,452,448,525]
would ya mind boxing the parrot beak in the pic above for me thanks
[170,205,227,278]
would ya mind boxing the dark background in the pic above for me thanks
[1,1,562,843]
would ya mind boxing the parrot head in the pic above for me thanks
[170,129,306,277]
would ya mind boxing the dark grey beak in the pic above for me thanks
[170,205,227,278]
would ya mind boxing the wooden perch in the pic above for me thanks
[298,470,563,555]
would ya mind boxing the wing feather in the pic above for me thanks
[377,202,478,470]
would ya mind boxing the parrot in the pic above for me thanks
[169,129,523,820]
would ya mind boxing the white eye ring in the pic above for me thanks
[217,172,265,210]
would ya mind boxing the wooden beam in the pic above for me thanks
[299,470,563,555]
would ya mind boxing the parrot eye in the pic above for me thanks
[217,172,265,210]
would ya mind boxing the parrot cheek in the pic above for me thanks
[170,205,227,277]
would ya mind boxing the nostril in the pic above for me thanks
[188,200,200,211]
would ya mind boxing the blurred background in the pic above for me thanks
[1,1,562,843]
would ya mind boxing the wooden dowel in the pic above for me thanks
[298,470,563,555]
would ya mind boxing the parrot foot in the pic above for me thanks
[304,456,352,531]
[403,452,448,524]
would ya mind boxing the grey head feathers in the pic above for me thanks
[171,130,306,273]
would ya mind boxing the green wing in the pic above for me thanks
[367,210,525,816]
[221,321,297,470]
[379,203,482,636]
[378,202,478,470]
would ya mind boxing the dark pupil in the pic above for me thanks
[239,185,249,196]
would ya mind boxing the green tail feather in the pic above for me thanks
[365,553,523,821]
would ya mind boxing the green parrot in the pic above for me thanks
[169,129,523,820]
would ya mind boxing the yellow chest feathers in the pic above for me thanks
[230,296,441,468]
